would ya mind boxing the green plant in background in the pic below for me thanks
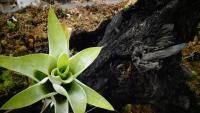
[0,7,114,113]
[123,5,130,11]
[6,20,16,31]
[182,52,200,62]
[0,70,15,91]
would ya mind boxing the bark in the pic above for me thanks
[70,0,200,113]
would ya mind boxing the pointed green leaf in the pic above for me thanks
[57,53,69,70]
[48,7,69,58]
[76,80,114,111]
[52,96,69,113]
[52,82,87,113]
[57,66,70,80]
[57,53,70,80]
[63,82,87,113]
[61,23,72,39]
[52,84,68,96]
[69,47,102,78]
[1,78,56,110]
[0,54,56,81]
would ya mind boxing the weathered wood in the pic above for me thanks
[1,0,200,113]
[70,0,200,113]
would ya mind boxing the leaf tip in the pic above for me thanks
[49,5,54,12]
[108,105,115,111]
[94,47,103,54]
[48,6,56,20]
[0,103,11,110]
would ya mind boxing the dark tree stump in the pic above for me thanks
[70,0,200,113]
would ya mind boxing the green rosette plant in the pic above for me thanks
[0,8,114,113]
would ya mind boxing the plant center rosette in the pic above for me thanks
[0,7,114,113]
[49,53,74,85]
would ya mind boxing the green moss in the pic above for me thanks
[6,20,16,32]
[123,104,155,113]
[0,68,30,105]
[123,5,131,12]
[0,70,14,90]
[182,60,200,112]
[124,104,132,113]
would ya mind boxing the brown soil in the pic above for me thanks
[0,1,128,56]
[182,30,200,106]
[0,0,199,112]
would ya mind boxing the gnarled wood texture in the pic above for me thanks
[70,0,200,113]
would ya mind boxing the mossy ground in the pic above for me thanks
[0,0,199,112]
[0,68,30,106]
[182,34,200,112]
